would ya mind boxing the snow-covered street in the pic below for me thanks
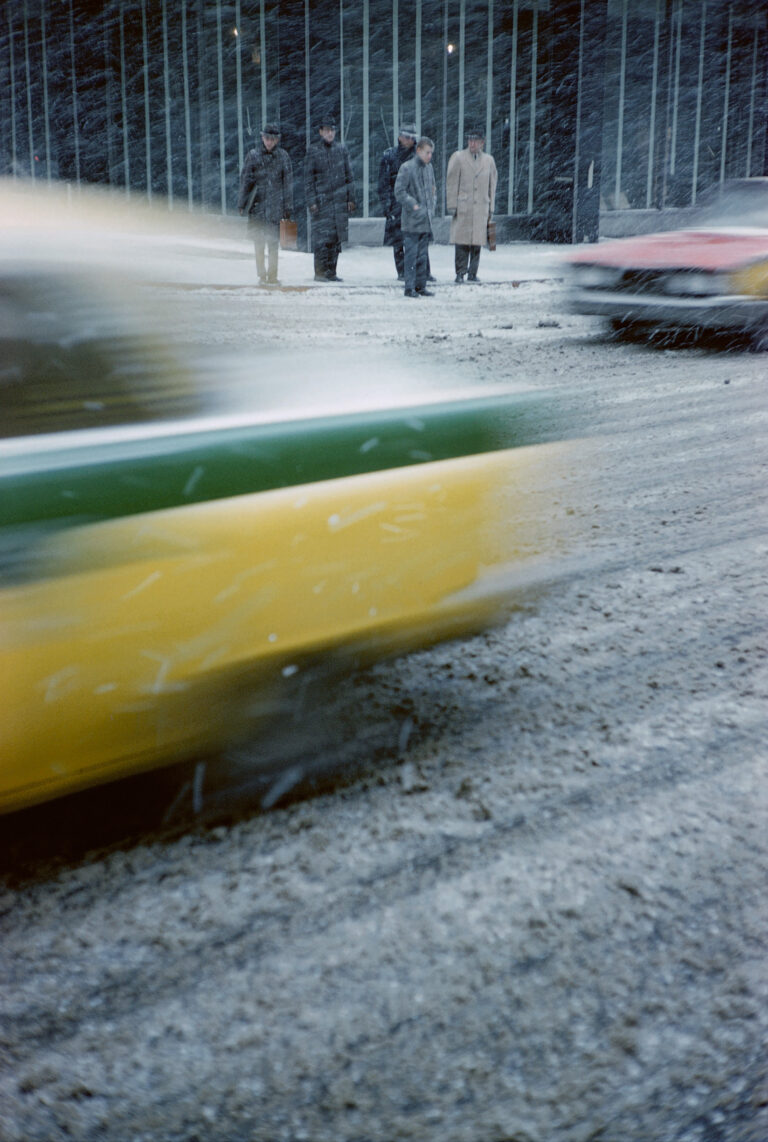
[1,232,766,1142]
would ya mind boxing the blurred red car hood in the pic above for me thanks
[569,229,768,272]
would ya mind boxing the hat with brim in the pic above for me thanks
[262,123,280,136]
[318,116,337,129]
[466,127,485,139]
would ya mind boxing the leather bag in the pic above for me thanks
[487,220,497,251]
[280,219,298,249]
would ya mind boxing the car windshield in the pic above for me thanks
[693,179,768,229]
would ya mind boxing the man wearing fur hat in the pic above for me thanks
[378,124,434,283]
[304,116,356,282]
[446,126,497,284]
[238,124,293,285]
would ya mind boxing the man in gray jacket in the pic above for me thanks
[238,124,293,285]
[394,137,436,298]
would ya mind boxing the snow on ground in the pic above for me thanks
[143,233,566,289]
[1,226,766,1142]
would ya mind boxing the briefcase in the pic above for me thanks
[487,220,497,251]
[280,219,298,249]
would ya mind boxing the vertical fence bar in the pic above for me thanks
[235,0,243,170]
[571,0,585,242]
[660,0,674,205]
[719,2,732,185]
[259,0,266,126]
[162,0,173,205]
[746,19,759,175]
[70,0,81,187]
[197,0,207,205]
[339,1,344,141]
[458,0,465,150]
[7,6,17,177]
[216,0,226,212]
[40,2,51,182]
[507,0,518,213]
[485,0,493,150]
[415,0,421,133]
[441,0,448,213]
[392,0,398,142]
[182,0,193,206]
[304,0,310,149]
[23,0,35,181]
[670,0,682,177]
[691,0,707,203]
[613,0,627,209]
[363,0,369,215]
[646,0,661,206]
[119,0,130,195]
[142,0,152,200]
[104,13,115,185]
[527,0,538,214]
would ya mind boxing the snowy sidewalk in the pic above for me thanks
[144,235,567,289]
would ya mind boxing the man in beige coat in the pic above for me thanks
[446,127,497,283]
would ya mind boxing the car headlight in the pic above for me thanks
[663,271,734,296]
[570,264,623,288]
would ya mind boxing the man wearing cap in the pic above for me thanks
[394,136,437,298]
[446,127,497,284]
[378,124,434,283]
[304,117,356,282]
[238,124,294,285]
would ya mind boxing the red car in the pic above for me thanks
[566,178,768,348]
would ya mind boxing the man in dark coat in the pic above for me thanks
[378,123,416,281]
[238,124,293,285]
[378,123,435,283]
[304,116,356,282]
[394,137,437,298]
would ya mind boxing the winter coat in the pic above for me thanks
[394,155,437,235]
[378,143,416,245]
[238,145,293,227]
[446,148,498,247]
[304,140,356,250]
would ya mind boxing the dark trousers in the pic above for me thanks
[314,241,341,279]
[455,244,481,279]
[393,238,405,278]
[403,231,431,292]
[393,237,430,280]
[252,221,280,282]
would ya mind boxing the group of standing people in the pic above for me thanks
[238,118,497,295]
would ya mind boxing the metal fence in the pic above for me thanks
[1,0,765,227]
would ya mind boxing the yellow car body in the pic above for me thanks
[0,183,574,814]
[2,440,566,813]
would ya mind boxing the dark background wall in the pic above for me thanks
[1,0,765,242]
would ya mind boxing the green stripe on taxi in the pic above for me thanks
[1,394,557,530]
